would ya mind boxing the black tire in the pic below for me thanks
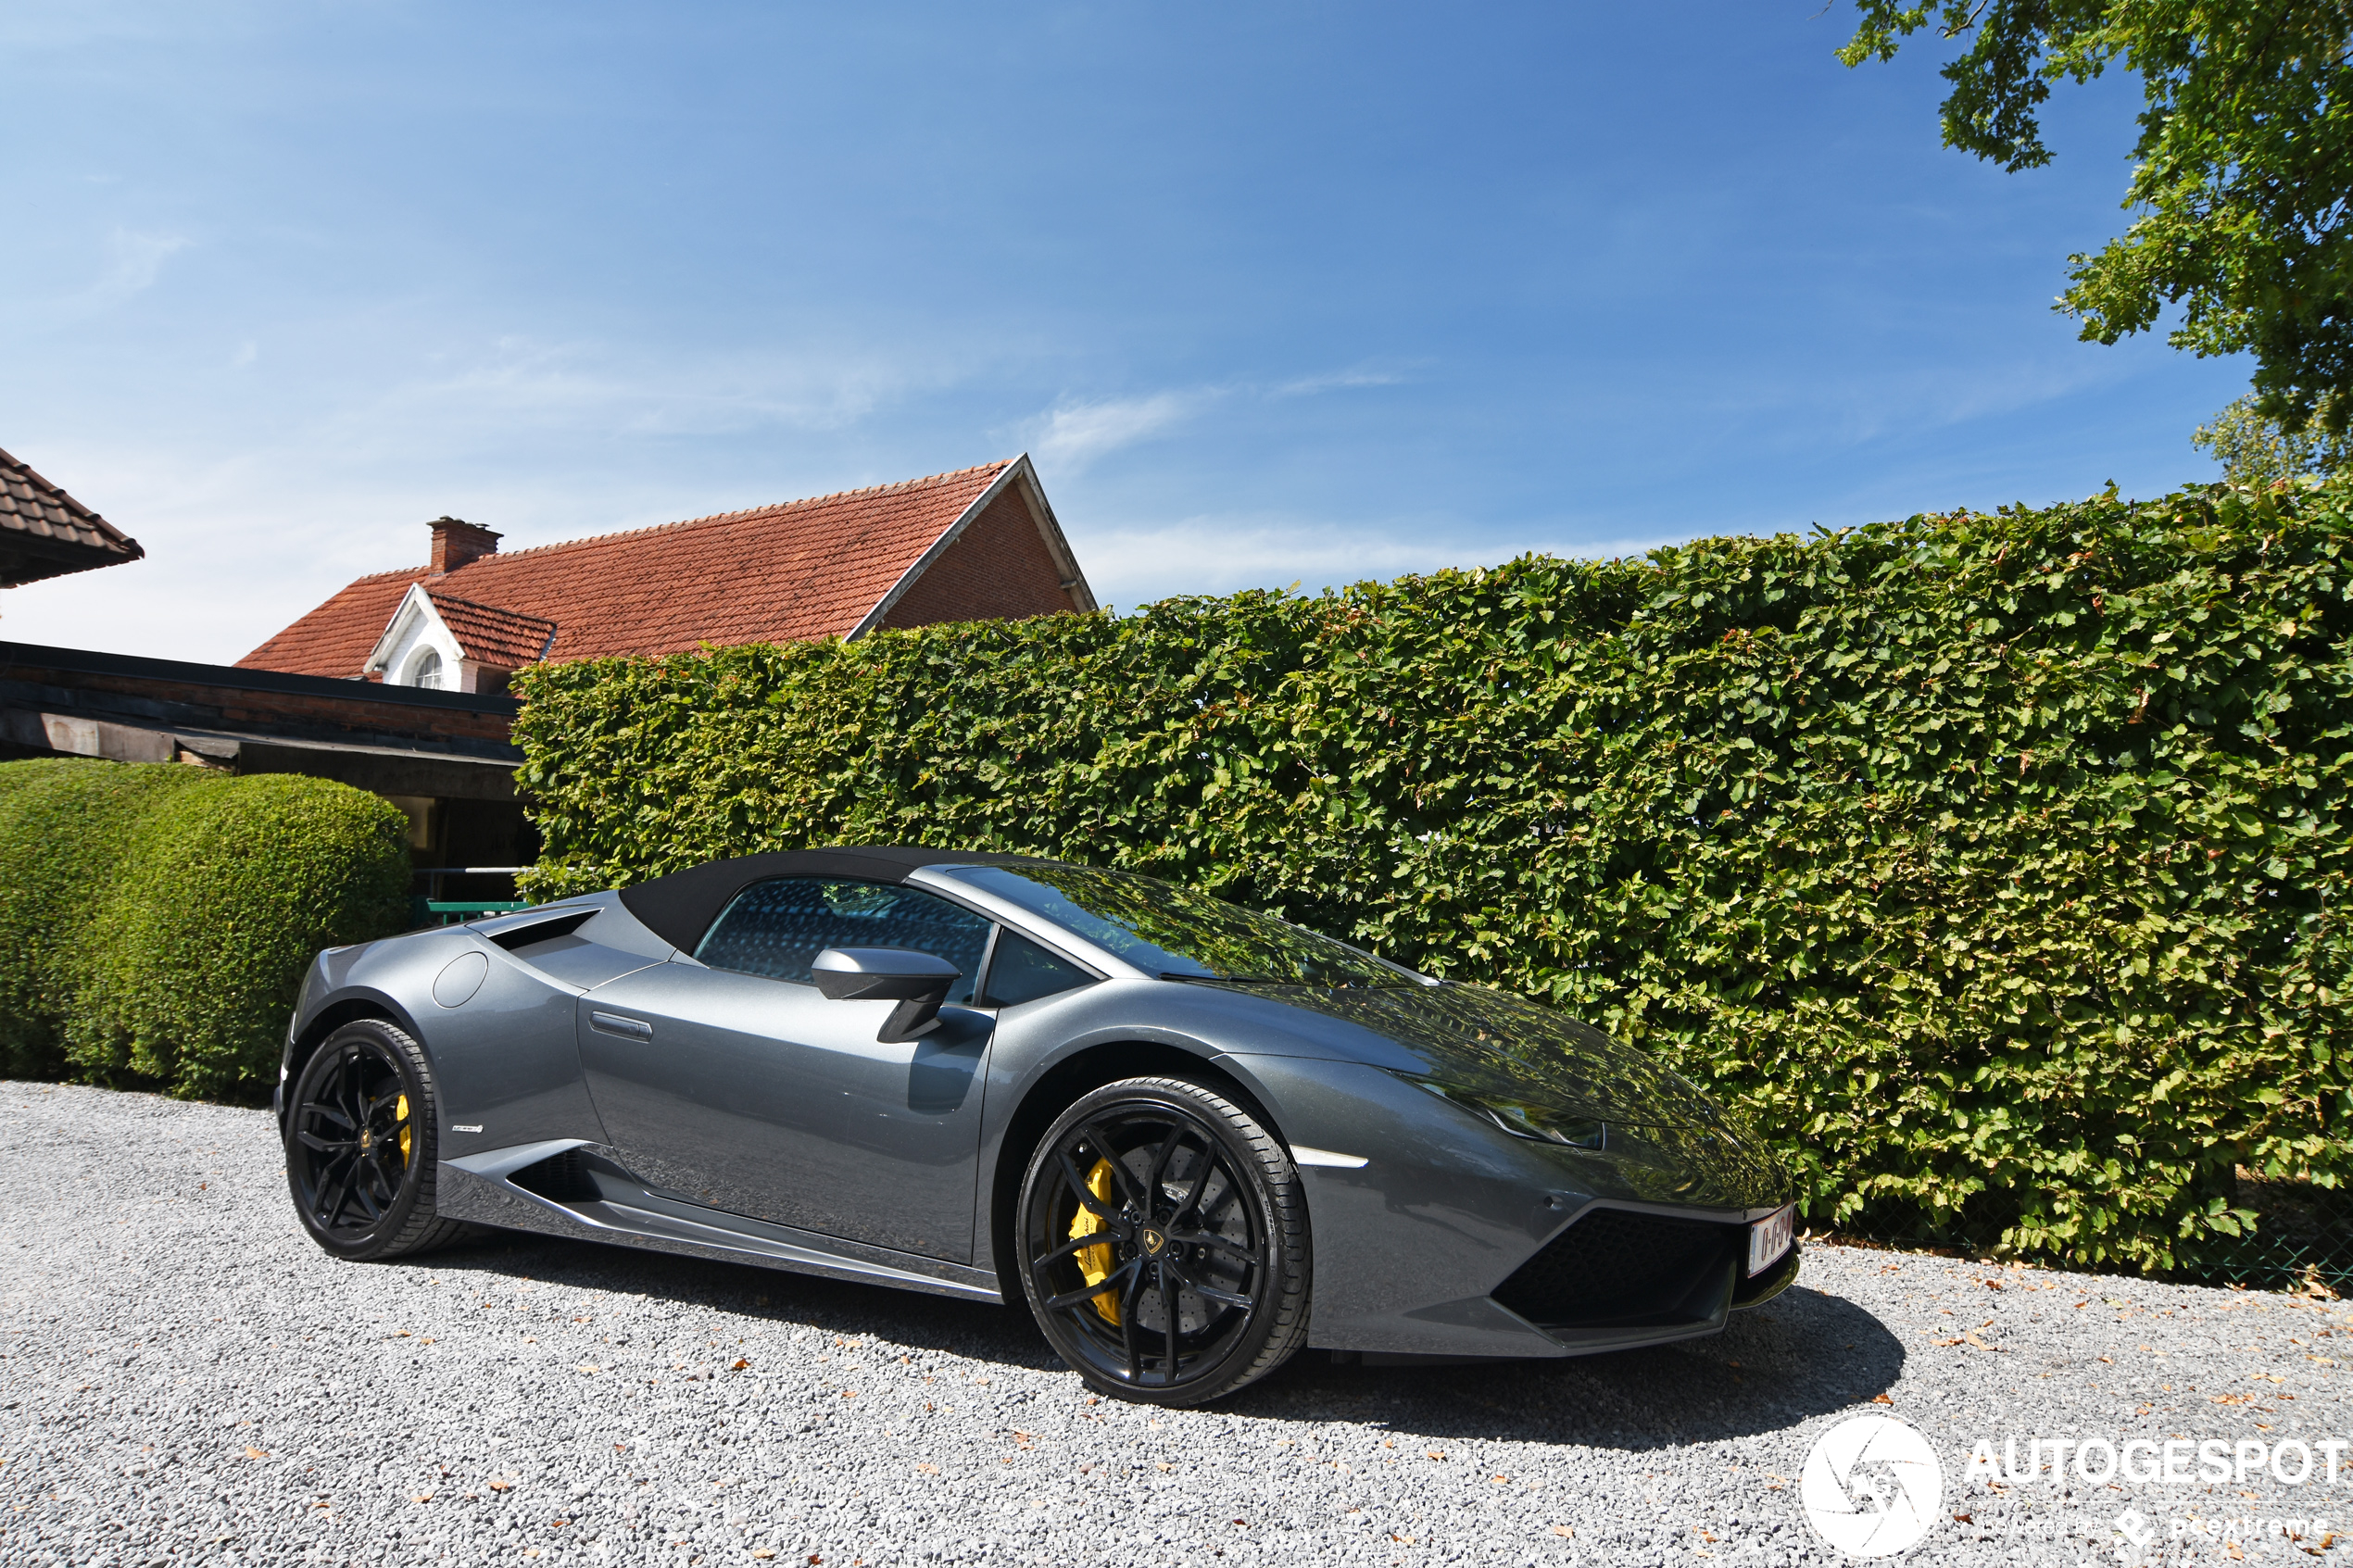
[1015,1075,1309,1406]
[284,1019,469,1261]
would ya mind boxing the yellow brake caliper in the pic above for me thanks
[1068,1158,1120,1325]
[396,1094,411,1167]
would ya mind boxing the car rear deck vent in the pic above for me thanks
[485,908,598,953]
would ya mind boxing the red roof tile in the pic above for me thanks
[237,459,1049,678]
[426,592,557,668]
[239,568,428,680]
[0,445,144,586]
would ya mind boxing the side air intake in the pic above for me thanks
[507,1148,604,1203]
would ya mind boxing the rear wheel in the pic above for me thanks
[1015,1076,1309,1406]
[284,1019,468,1261]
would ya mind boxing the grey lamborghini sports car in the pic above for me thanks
[276,847,1798,1405]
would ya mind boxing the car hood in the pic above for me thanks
[1216,978,1789,1208]
[1227,979,1719,1129]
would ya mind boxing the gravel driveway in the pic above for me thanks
[6,1079,2351,1567]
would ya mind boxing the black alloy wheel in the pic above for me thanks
[1017,1076,1309,1406]
[284,1019,469,1261]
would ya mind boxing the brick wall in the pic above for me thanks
[879,488,1078,630]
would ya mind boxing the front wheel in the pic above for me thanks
[1016,1075,1310,1405]
[284,1019,469,1261]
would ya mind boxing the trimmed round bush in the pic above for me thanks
[0,759,409,1101]
[65,771,410,1100]
[0,759,212,1078]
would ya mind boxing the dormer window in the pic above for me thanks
[362,580,553,694]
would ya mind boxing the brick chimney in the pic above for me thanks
[427,516,501,575]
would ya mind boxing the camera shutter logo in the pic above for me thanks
[1800,1413,1944,1558]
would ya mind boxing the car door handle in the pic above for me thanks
[589,1011,653,1040]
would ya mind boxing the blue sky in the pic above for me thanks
[3,2,2249,663]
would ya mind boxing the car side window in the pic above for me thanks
[696,878,991,1003]
[981,929,1096,1008]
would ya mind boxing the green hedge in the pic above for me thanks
[0,759,410,1099]
[0,759,212,1078]
[514,480,2353,1275]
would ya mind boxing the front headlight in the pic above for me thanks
[1407,1078,1606,1149]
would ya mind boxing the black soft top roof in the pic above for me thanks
[616,847,1055,954]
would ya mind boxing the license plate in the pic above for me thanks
[1747,1205,1794,1276]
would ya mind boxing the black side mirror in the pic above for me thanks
[812,947,962,1043]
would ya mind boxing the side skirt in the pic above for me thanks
[437,1140,1004,1305]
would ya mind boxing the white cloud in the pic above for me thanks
[1031,391,1208,470]
[0,324,1008,662]
[14,228,195,327]
[1271,367,1408,396]
[1026,366,1405,471]
[89,229,188,305]
[1073,511,1686,610]
[354,332,972,445]
[1713,350,2138,456]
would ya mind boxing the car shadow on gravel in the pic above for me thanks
[1240,1284,1905,1452]
[423,1232,1071,1371]
[423,1234,1898,1450]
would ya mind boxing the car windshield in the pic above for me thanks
[939,863,1424,987]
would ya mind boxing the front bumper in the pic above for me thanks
[1214,1051,1800,1361]
[1490,1205,1801,1354]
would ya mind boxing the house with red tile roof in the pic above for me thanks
[239,455,1094,691]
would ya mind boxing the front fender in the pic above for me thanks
[275,926,607,1157]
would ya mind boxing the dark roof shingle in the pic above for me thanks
[0,446,145,586]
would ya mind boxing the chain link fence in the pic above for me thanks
[2180,1177,2353,1297]
[1808,1173,2353,1298]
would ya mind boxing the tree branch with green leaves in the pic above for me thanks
[1843,1,2353,431]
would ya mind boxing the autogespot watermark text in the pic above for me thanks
[1965,1433,2353,1488]
[1800,1416,2352,1562]
[1969,1436,2342,1563]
